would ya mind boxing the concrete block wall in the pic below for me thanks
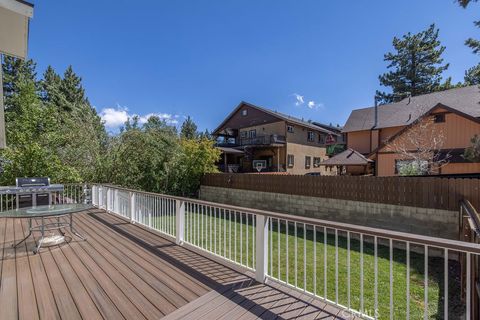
[199,185,459,240]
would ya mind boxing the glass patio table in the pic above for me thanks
[0,203,91,254]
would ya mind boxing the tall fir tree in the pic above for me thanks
[457,0,480,85]
[180,116,198,139]
[376,24,451,104]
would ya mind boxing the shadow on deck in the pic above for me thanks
[0,208,355,319]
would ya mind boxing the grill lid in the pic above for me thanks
[16,177,50,187]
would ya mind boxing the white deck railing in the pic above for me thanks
[20,183,478,319]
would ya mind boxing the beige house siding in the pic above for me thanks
[285,142,327,175]
[286,123,325,147]
[238,121,285,139]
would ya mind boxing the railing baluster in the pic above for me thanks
[467,252,471,320]
[286,219,289,285]
[424,245,428,320]
[335,229,338,305]
[406,241,410,320]
[360,233,364,314]
[313,225,316,296]
[347,231,351,310]
[245,211,248,267]
[294,221,298,288]
[303,223,306,292]
[240,211,243,264]
[444,248,448,320]
[390,238,393,320]
[374,236,378,320]
[229,210,232,260]
[278,218,281,280]
[270,217,273,275]
[324,226,327,301]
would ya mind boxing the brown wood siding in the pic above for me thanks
[215,105,281,134]
[347,130,371,154]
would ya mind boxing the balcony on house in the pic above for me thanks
[0,183,478,319]
[239,134,286,147]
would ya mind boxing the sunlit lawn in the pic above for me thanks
[149,211,463,319]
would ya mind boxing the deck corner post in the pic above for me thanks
[129,191,136,223]
[176,199,185,245]
[255,214,269,283]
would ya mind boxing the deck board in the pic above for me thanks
[0,209,346,319]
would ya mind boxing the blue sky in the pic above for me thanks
[28,0,479,132]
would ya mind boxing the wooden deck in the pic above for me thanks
[0,208,350,320]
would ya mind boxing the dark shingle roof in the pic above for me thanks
[320,148,373,166]
[343,85,480,132]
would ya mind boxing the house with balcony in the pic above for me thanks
[213,101,345,174]
[322,85,480,176]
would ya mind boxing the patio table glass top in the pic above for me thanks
[0,203,93,218]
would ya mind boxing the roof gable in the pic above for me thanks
[212,102,283,135]
[213,101,335,135]
[320,148,373,166]
[371,103,480,156]
[343,85,480,133]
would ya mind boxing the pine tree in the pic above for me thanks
[180,116,198,139]
[376,24,450,104]
[457,0,480,84]
[465,64,480,85]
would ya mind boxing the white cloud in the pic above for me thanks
[99,105,179,130]
[291,94,325,110]
[293,93,304,106]
[100,106,129,128]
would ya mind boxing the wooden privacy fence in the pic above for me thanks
[201,173,480,211]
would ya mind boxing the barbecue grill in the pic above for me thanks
[0,177,64,208]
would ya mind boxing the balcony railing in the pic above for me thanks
[90,184,480,319]
[239,134,286,146]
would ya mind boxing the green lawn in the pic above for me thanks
[149,211,463,320]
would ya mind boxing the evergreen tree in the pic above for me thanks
[376,24,450,104]
[457,0,480,83]
[180,116,198,139]
[465,64,480,85]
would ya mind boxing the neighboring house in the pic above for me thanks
[213,101,343,174]
[327,85,480,176]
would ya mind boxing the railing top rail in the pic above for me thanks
[94,183,480,254]
[461,199,480,234]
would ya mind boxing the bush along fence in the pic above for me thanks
[201,174,480,211]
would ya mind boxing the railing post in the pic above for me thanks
[129,191,136,223]
[106,187,111,212]
[176,199,185,245]
[255,214,269,283]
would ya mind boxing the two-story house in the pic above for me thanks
[322,85,480,176]
[213,101,344,174]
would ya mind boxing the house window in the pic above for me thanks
[305,156,311,169]
[307,131,315,142]
[248,130,256,138]
[313,157,321,167]
[318,134,326,144]
[242,109,248,116]
[287,125,294,133]
[287,154,295,167]
[240,131,247,138]
[395,159,429,175]
[434,113,445,123]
